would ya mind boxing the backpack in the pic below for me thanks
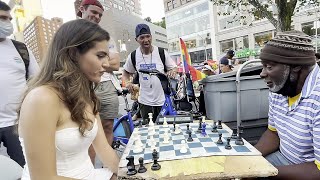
[130,47,166,84]
[11,40,30,80]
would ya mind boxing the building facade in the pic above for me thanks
[74,0,142,17]
[23,16,63,62]
[164,0,215,64]
[74,0,167,64]
[164,0,320,63]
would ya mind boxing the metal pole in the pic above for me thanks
[316,10,318,53]
[235,59,261,133]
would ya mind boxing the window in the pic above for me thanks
[172,0,177,8]
[114,3,118,8]
[254,31,273,48]
[119,5,123,10]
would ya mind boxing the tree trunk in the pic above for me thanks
[276,0,297,31]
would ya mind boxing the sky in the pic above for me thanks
[4,0,165,23]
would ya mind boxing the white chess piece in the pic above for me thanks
[180,140,188,154]
[163,117,168,127]
[135,135,144,147]
[148,135,155,146]
[202,116,206,124]
[148,126,156,136]
[148,113,154,126]
[133,138,143,153]
[174,124,181,135]
[163,130,170,144]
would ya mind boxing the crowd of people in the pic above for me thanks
[1,0,320,179]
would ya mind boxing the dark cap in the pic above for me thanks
[77,0,104,17]
[135,24,151,38]
[227,50,235,57]
[220,57,233,68]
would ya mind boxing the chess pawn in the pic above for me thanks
[138,157,147,173]
[163,117,168,127]
[202,116,206,124]
[148,135,155,146]
[135,135,144,147]
[148,126,156,136]
[148,113,154,126]
[163,133,170,144]
[174,124,181,135]
[133,140,143,153]
[180,140,188,154]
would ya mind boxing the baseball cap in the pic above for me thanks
[220,57,234,68]
[77,0,104,17]
[227,50,235,57]
[135,24,151,38]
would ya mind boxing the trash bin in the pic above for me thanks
[201,64,269,123]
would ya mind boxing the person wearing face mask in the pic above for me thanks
[122,24,177,123]
[255,31,320,179]
[0,1,39,167]
[77,0,122,163]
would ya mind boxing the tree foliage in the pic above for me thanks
[210,0,320,31]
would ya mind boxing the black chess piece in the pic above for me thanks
[138,157,147,173]
[197,118,203,133]
[231,128,237,139]
[235,126,244,146]
[217,120,223,129]
[151,149,161,170]
[126,156,137,176]
[187,131,193,142]
[186,124,192,134]
[216,133,223,145]
[225,137,232,150]
[211,121,218,133]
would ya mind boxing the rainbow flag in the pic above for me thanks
[179,38,191,74]
[179,38,206,82]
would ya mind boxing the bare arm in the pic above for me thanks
[122,69,135,92]
[103,52,120,73]
[19,87,77,180]
[272,163,320,180]
[92,115,119,174]
[255,129,280,156]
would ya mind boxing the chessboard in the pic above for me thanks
[118,122,261,168]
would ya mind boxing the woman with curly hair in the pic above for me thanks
[18,19,119,180]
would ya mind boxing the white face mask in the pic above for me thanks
[0,20,14,38]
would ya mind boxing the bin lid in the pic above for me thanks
[201,64,263,83]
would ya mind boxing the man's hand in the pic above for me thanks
[167,67,177,79]
[125,81,135,93]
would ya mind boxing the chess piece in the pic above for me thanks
[231,128,237,139]
[217,120,223,129]
[186,124,192,135]
[148,135,155,146]
[202,116,206,124]
[211,121,218,133]
[133,137,143,153]
[174,124,181,134]
[126,156,137,175]
[180,140,188,154]
[197,118,203,133]
[151,149,161,170]
[163,117,168,127]
[187,131,193,142]
[201,122,207,137]
[216,133,223,145]
[138,157,147,173]
[163,132,170,144]
[235,126,244,146]
[148,113,154,127]
[148,126,156,136]
[225,137,232,150]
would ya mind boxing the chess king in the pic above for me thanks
[255,31,320,179]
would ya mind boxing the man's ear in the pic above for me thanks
[79,6,85,14]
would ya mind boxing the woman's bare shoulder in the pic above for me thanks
[23,86,61,108]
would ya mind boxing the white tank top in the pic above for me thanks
[19,119,113,180]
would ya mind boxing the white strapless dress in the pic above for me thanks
[19,120,113,180]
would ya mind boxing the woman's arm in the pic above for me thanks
[92,115,120,174]
[19,87,78,180]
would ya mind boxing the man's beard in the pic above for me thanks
[274,70,299,97]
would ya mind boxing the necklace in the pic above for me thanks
[140,46,154,88]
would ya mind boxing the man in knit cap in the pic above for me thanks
[255,31,320,179]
